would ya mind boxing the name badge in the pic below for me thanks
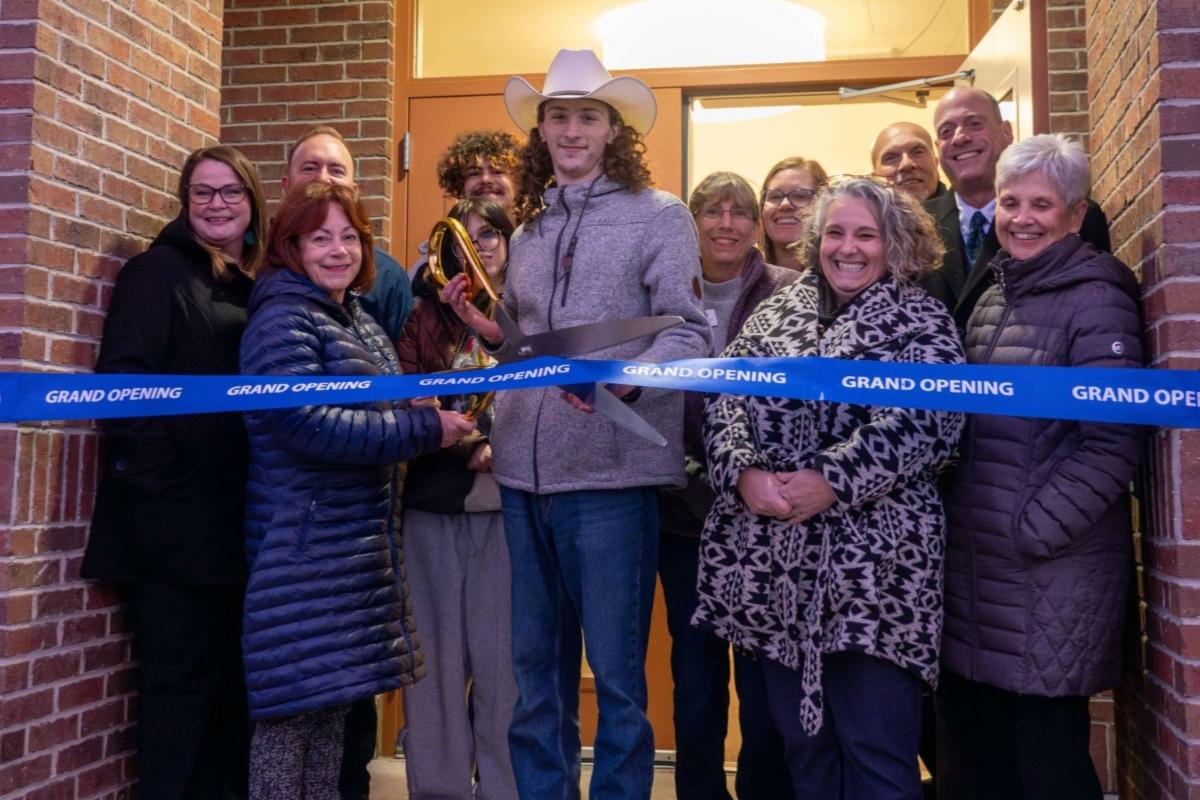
[705,308,719,328]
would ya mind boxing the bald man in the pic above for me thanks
[920,86,1111,330]
[871,121,945,201]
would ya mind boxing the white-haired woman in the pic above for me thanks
[692,176,965,799]
[937,134,1143,800]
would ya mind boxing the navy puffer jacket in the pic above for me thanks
[943,234,1143,697]
[239,267,442,720]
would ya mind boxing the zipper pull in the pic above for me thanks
[562,236,578,276]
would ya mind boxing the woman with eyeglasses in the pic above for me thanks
[83,145,268,798]
[657,171,796,799]
[693,176,964,799]
[760,156,828,270]
[395,198,518,800]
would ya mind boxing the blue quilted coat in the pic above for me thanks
[239,267,442,720]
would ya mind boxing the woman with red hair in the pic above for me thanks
[238,182,475,799]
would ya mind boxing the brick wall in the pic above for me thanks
[1046,0,1092,145]
[1089,0,1200,797]
[987,1,1093,144]
[220,0,396,246]
[0,2,223,798]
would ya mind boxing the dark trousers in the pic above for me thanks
[659,533,792,800]
[763,651,922,800]
[131,582,250,800]
[935,670,1102,800]
[338,697,377,800]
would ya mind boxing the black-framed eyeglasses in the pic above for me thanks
[452,228,503,256]
[762,188,817,207]
[188,183,249,205]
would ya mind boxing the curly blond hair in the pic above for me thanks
[794,175,944,283]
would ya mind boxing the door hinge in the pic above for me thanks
[400,131,411,173]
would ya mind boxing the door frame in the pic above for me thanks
[391,0,997,248]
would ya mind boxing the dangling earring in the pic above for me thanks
[244,230,257,245]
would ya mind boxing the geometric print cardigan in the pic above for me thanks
[691,269,965,734]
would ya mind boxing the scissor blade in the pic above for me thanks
[592,384,668,447]
[509,316,684,361]
[494,306,525,345]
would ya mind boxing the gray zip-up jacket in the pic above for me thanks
[490,176,710,494]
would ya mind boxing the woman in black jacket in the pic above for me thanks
[83,144,268,799]
[239,182,475,800]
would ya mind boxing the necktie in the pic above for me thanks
[964,210,987,269]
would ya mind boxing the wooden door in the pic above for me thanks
[384,87,684,755]
[958,0,1047,138]
[404,88,683,264]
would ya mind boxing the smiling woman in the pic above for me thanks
[81,144,268,799]
[692,176,962,799]
[236,181,477,800]
[938,134,1144,800]
[759,157,828,270]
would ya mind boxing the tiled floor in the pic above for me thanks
[367,756,732,799]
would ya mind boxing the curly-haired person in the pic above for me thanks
[439,48,710,799]
[435,129,522,221]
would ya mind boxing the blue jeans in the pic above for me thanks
[658,533,792,800]
[501,486,659,800]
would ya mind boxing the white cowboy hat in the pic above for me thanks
[504,49,657,136]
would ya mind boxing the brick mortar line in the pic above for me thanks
[1142,598,1200,629]
[29,96,218,171]
[29,49,222,120]
[1126,670,1200,742]
[24,155,186,214]
[1143,314,1200,333]
[34,7,222,71]
[1090,126,1161,191]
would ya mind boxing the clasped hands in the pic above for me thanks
[736,467,837,523]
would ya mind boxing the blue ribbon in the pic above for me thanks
[1,356,1196,427]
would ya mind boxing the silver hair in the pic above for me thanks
[794,175,944,283]
[995,133,1091,207]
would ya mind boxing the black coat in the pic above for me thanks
[920,190,1112,331]
[82,216,253,585]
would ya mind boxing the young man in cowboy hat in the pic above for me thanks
[442,47,709,799]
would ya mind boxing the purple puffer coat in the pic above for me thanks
[943,234,1143,697]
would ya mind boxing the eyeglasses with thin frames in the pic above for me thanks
[698,205,756,223]
[452,228,503,257]
[762,188,817,207]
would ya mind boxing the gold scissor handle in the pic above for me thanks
[427,216,500,420]
[427,216,501,309]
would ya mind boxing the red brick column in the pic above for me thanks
[1046,0,1093,145]
[0,3,223,798]
[220,0,397,246]
[1090,0,1200,797]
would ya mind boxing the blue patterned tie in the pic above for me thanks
[964,210,987,269]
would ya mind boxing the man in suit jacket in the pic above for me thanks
[922,87,1111,331]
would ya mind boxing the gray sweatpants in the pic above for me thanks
[249,705,349,800]
[401,508,518,800]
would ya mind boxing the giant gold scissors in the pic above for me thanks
[428,216,681,446]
